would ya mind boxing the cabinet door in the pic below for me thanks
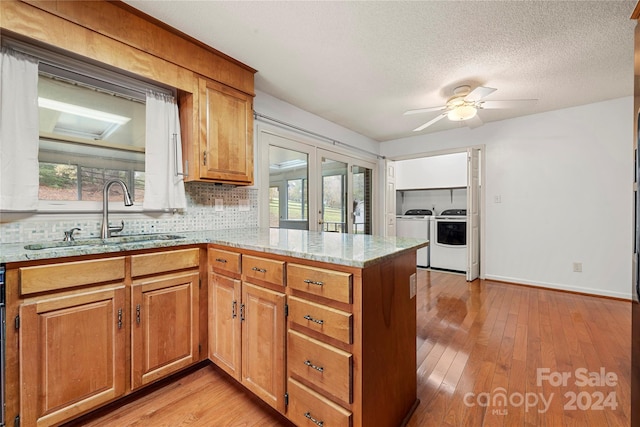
[20,286,126,427]
[199,78,253,184]
[209,272,242,380]
[131,271,200,390]
[241,282,286,413]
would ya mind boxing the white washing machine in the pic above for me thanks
[396,209,432,268]
[430,209,467,273]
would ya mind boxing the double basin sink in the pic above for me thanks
[24,234,185,251]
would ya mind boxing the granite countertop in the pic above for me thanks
[0,228,428,268]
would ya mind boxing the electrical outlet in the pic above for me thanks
[573,262,582,273]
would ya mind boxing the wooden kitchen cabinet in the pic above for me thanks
[130,249,201,389]
[19,285,126,427]
[241,282,286,413]
[190,78,254,185]
[131,270,200,390]
[207,248,286,414]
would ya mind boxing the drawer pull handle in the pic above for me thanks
[304,412,324,427]
[252,266,267,273]
[303,279,324,286]
[303,314,324,325]
[215,258,227,263]
[304,360,324,373]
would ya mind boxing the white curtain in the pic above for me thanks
[0,48,39,211]
[143,91,187,210]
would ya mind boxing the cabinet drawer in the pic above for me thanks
[20,257,125,295]
[288,264,352,304]
[288,330,352,404]
[288,296,352,344]
[208,248,241,275]
[242,255,284,287]
[287,378,351,427]
[131,248,199,277]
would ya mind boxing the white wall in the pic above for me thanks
[254,90,380,160]
[399,188,467,215]
[381,97,634,299]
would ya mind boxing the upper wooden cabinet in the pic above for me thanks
[185,78,254,185]
[2,0,256,186]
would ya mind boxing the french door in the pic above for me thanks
[317,149,374,234]
[260,128,376,234]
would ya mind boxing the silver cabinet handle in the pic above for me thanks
[304,360,324,372]
[304,279,324,286]
[215,258,228,263]
[252,266,267,273]
[304,412,324,427]
[136,304,141,325]
[232,301,237,319]
[303,314,324,325]
[117,308,123,329]
[240,303,245,321]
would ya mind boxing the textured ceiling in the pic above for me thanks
[124,0,636,142]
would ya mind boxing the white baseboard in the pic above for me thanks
[483,274,632,300]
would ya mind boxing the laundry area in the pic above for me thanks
[395,151,473,275]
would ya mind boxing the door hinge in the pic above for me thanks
[14,315,19,330]
[14,414,20,427]
[284,304,288,318]
[284,392,289,406]
[199,278,202,289]
[198,343,202,356]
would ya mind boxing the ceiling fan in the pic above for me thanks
[404,85,536,132]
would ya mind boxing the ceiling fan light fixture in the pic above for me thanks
[447,104,477,121]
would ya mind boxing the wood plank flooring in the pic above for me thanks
[67,270,631,427]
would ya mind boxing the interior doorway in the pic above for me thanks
[386,146,485,281]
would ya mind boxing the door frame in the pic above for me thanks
[386,145,486,280]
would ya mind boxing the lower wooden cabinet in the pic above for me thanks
[241,282,286,413]
[19,285,126,427]
[208,269,286,414]
[16,248,202,426]
[131,270,200,389]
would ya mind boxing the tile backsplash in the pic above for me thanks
[0,183,259,244]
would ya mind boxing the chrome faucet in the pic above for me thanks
[101,179,133,238]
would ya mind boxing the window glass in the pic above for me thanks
[37,71,146,203]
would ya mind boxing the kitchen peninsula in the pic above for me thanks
[1,229,427,427]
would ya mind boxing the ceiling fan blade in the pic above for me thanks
[480,99,538,109]
[464,86,497,102]
[403,105,446,115]
[466,114,484,129]
[413,112,448,132]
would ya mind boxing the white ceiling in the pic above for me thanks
[124,0,636,142]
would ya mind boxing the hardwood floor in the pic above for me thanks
[68,270,631,427]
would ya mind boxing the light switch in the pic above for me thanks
[214,199,223,211]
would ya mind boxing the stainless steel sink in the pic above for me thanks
[24,234,185,250]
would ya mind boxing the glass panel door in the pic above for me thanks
[321,158,348,233]
[318,150,375,234]
[268,145,309,230]
[352,165,372,234]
